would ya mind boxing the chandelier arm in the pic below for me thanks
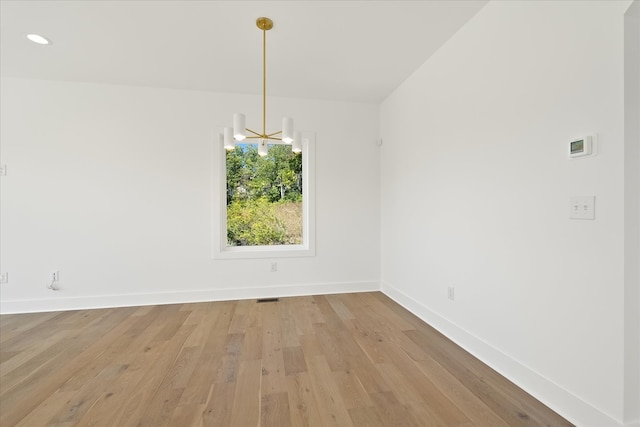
[266,131,282,137]
[244,136,282,142]
[246,128,262,137]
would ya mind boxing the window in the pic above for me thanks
[213,133,315,259]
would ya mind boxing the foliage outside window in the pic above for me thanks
[226,144,302,246]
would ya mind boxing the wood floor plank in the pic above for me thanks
[413,356,510,426]
[72,334,172,426]
[312,295,345,330]
[325,294,356,320]
[332,368,373,409]
[380,340,472,426]
[14,390,77,427]
[404,327,573,426]
[1,308,121,391]
[48,363,129,425]
[70,309,183,426]
[168,403,206,427]
[282,346,307,376]
[227,298,252,335]
[0,307,137,426]
[178,340,226,405]
[312,322,350,371]
[342,294,430,363]
[0,292,574,427]
[306,355,354,426]
[1,329,70,381]
[215,333,244,384]
[241,325,263,363]
[347,406,386,426]
[0,320,67,355]
[303,296,326,324]
[298,333,323,359]
[352,292,416,331]
[260,302,287,395]
[0,350,18,364]
[286,372,324,427]
[344,356,391,395]
[107,323,196,427]
[0,311,60,342]
[281,312,301,349]
[375,361,446,426]
[229,359,262,426]
[202,381,235,426]
[368,390,426,426]
[343,318,390,364]
[288,296,316,336]
[261,391,292,427]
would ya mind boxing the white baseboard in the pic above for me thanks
[380,281,625,427]
[0,280,379,314]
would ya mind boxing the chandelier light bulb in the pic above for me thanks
[258,141,268,157]
[233,114,246,141]
[292,131,302,153]
[282,117,294,144]
[223,128,235,150]
[27,34,50,45]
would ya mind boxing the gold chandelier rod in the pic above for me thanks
[244,17,282,141]
[262,17,267,137]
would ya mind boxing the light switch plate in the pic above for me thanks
[569,196,595,220]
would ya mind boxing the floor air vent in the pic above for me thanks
[257,298,279,303]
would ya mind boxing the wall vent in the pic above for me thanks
[257,298,279,303]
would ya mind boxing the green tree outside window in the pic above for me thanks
[226,144,302,246]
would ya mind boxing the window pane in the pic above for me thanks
[226,143,303,246]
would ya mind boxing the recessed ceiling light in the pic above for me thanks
[26,34,51,45]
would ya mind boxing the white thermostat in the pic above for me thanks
[569,136,593,158]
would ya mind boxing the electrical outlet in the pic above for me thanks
[447,286,455,301]
[270,262,277,272]
[0,272,8,284]
[47,271,60,291]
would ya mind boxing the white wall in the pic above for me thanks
[0,78,381,312]
[624,1,640,425]
[380,1,636,426]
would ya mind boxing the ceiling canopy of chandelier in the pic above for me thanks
[223,17,302,156]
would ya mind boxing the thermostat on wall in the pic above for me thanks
[569,136,593,158]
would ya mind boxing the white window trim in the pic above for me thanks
[212,132,316,259]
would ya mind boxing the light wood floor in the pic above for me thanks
[0,292,573,426]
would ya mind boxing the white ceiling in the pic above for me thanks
[0,0,487,104]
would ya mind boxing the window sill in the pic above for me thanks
[213,244,315,260]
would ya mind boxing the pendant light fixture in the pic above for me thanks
[223,17,296,156]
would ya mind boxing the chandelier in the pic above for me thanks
[223,17,301,156]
